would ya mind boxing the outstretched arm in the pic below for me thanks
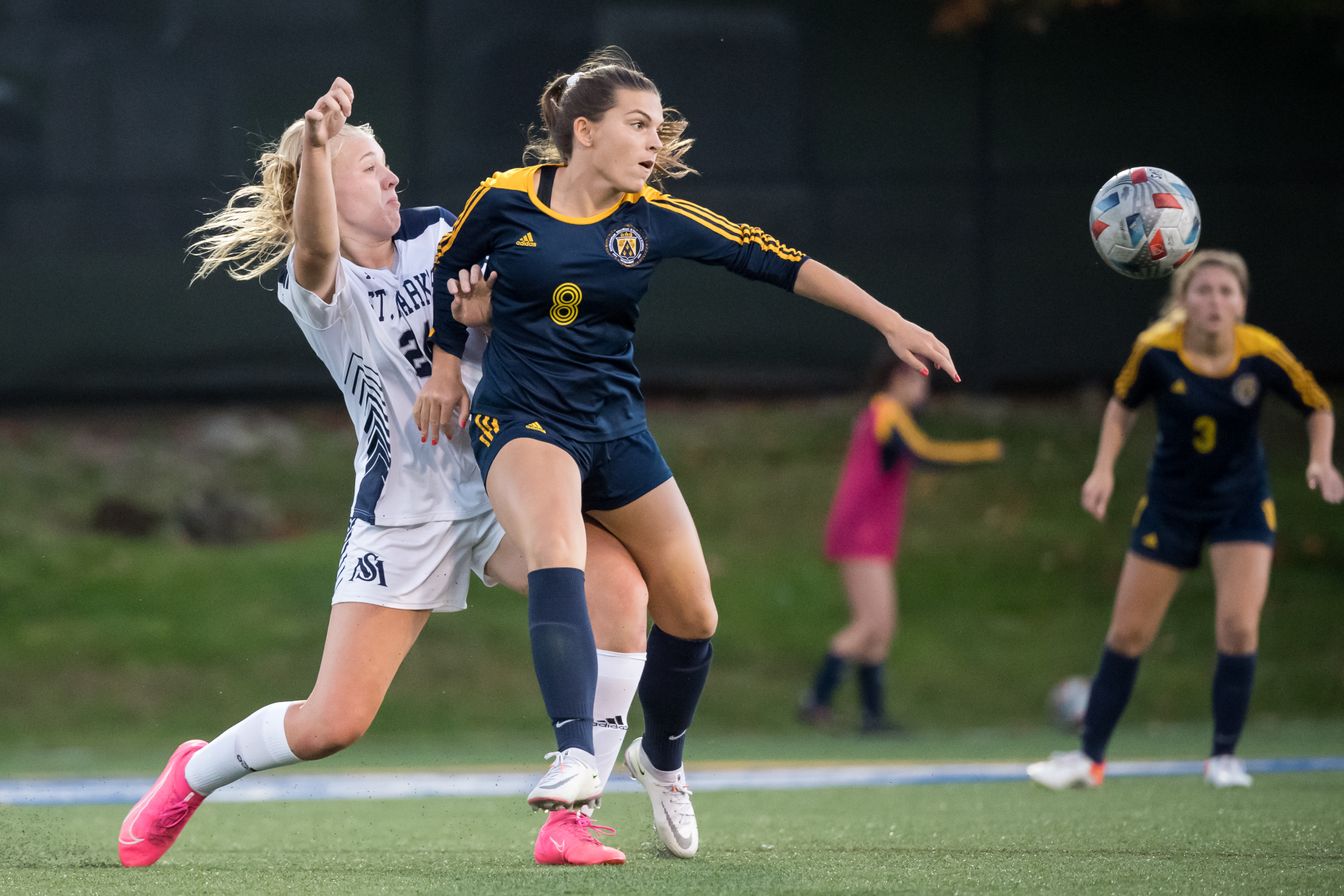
[793,259,958,382]
[291,77,353,301]
[1081,398,1137,522]
[1305,410,1343,503]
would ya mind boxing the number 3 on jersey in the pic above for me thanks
[550,282,582,326]
[1192,415,1217,454]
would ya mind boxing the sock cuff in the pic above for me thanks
[258,701,301,765]
[596,648,648,677]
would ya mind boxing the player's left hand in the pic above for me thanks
[882,316,960,383]
[1306,461,1344,503]
[449,264,496,329]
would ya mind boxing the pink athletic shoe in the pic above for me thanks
[118,739,208,867]
[533,809,627,865]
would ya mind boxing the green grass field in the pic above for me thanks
[4,768,1343,895]
[2,394,1341,893]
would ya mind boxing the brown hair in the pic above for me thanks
[523,46,696,184]
[1157,249,1250,324]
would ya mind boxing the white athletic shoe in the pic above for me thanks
[527,748,602,811]
[1026,750,1105,790]
[1204,754,1252,789]
[624,737,698,858]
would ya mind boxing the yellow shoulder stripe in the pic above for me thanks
[649,196,742,243]
[435,177,496,266]
[1237,325,1331,410]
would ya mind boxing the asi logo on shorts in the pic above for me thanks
[350,552,388,587]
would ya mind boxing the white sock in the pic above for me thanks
[184,701,302,795]
[592,649,646,792]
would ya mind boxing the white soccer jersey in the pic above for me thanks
[277,207,489,525]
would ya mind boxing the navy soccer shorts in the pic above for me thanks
[468,411,673,512]
[1128,492,1276,570]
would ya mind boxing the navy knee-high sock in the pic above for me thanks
[1080,647,1140,764]
[810,653,846,707]
[1211,652,1256,756]
[638,626,713,772]
[528,567,596,754]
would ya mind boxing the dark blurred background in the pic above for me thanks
[2,0,1341,402]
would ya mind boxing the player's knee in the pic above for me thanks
[295,708,375,760]
[1104,628,1151,657]
[1216,619,1258,653]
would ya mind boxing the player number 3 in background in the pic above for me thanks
[550,282,583,326]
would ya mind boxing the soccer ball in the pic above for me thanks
[1048,675,1091,732]
[1089,166,1201,279]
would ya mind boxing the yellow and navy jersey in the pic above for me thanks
[431,165,807,441]
[1114,320,1330,514]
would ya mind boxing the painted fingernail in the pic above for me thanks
[954,374,962,383]
[432,438,438,446]
[921,367,929,377]
[421,436,426,443]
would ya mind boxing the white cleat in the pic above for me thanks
[624,737,698,858]
[1026,749,1105,791]
[527,748,602,811]
[1204,754,1252,789]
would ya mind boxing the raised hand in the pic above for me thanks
[304,77,353,149]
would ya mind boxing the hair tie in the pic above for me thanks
[565,72,581,90]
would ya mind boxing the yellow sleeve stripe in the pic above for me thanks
[1262,345,1332,410]
[1113,342,1151,400]
[649,197,807,262]
[876,400,1001,464]
[649,197,742,243]
[434,179,494,266]
[658,196,741,232]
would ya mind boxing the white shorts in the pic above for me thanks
[332,511,506,613]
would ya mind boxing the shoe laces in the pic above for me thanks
[656,779,695,824]
[572,813,617,841]
[150,798,196,840]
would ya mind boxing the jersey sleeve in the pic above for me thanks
[875,400,1003,469]
[1255,334,1332,415]
[1113,339,1159,409]
[646,193,807,290]
[431,179,499,357]
[275,252,348,331]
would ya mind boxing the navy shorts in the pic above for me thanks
[1128,493,1277,570]
[469,410,673,512]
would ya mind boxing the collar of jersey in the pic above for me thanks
[527,164,640,224]
[1175,322,1243,379]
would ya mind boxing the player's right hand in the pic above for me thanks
[412,358,470,445]
[304,77,353,149]
[1080,469,1114,522]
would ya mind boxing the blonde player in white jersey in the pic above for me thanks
[117,78,644,868]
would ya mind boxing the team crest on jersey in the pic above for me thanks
[1232,373,1260,407]
[605,225,648,267]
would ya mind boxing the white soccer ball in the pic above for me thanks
[1089,166,1201,279]
[1049,675,1091,732]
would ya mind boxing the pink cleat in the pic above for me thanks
[118,739,209,867]
[533,809,626,866]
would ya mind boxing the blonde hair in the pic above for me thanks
[187,119,377,283]
[1157,249,1250,324]
[523,46,696,184]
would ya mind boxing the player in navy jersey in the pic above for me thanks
[415,47,959,857]
[1028,249,1341,792]
[117,78,648,868]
